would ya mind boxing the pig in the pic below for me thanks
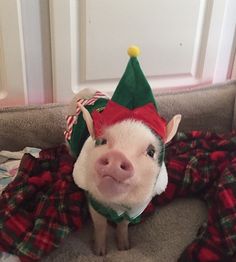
[72,101,181,256]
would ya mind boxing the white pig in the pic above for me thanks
[72,102,181,255]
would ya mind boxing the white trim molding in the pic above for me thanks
[20,0,53,105]
[231,53,236,80]
[213,0,236,82]
[49,0,79,103]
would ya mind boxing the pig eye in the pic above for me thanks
[95,138,107,146]
[146,145,156,159]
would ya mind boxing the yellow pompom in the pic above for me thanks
[127,45,140,57]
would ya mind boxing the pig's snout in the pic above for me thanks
[95,151,134,182]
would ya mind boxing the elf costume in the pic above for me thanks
[66,46,168,224]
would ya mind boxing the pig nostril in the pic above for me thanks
[120,163,130,171]
[120,164,125,170]
[100,158,109,166]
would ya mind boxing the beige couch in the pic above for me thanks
[0,80,236,261]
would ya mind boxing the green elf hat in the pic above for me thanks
[92,46,167,142]
[112,46,158,110]
[66,46,167,158]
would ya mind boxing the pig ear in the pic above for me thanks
[165,114,182,144]
[78,102,95,139]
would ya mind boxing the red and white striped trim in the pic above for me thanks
[64,90,109,140]
[64,115,77,140]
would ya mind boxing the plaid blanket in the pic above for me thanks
[153,131,236,261]
[0,132,236,261]
[0,146,87,261]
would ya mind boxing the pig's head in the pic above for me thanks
[73,101,181,207]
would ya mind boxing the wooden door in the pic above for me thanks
[0,0,236,106]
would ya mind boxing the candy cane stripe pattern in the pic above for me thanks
[64,115,77,140]
[64,91,109,140]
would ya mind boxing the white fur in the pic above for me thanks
[73,120,163,208]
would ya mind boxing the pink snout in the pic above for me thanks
[95,151,134,182]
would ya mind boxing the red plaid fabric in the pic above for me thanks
[0,145,86,261]
[150,131,236,261]
[1,132,236,261]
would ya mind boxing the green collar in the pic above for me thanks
[87,193,141,224]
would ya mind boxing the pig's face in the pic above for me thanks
[73,119,163,206]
